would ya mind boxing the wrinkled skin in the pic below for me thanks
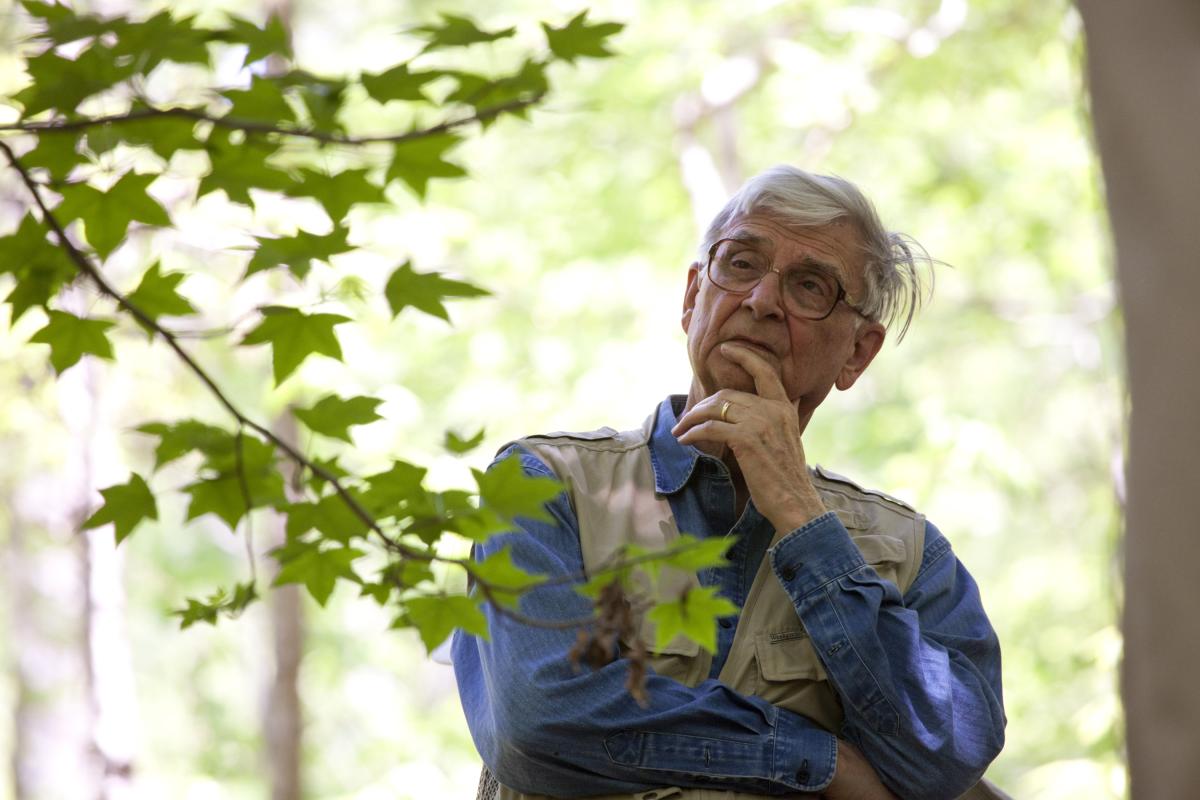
[674,213,885,533]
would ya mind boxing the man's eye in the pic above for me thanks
[730,256,758,271]
[790,271,833,296]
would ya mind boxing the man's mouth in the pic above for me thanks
[723,337,776,358]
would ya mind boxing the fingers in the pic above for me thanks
[719,342,790,402]
[673,418,735,448]
[671,388,757,437]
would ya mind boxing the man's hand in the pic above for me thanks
[671,342,826,533]
[822,740,900,800]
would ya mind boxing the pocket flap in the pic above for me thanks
[853,534,906,566]
[754,629,826,681]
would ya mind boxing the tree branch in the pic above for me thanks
[0,94,545,146]
[0,138,414,560]
[2,131,704,628]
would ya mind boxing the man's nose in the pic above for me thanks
[742,269,787,320]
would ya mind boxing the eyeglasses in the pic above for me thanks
[705,237,870,321]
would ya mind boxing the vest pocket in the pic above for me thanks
[752,629,844,731]
[754,629,827,682]
[851,534,907,587]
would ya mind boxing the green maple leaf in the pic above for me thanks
[245,227,352,279]
[272,545,364,606]
[473,454,562,522]
[108,10,212,73]
[645,585,738,653]
[361,63,442,104]
[445,427,485,454]
[182,434,285,530]
[221,76,296,124]
[0,215,77,322]
[82,472,157,544]
[450,506,513,543]
[284,495,369,544]
[240,305,351,385]
[293,394,383,443]
[183,470,285,531]
[662,534,733,571]
[22,133,84,180]
[126,262,196,322]
[386,133,467,198]
[182,474,247,529]
[401,594,489,652]
[282,72,349,132]
[306,455,351,491]
[360,580,392,605]
[360,460,428,514]
[29,310,115,373]
[445,60,548,122]
[173,596,220,628]
[172,581,258,629]
[626,535,731,586]
[56,172,171,258]
[284,169,388,224]
[14,44,135,117]
[20,0,115,45]
[114,115,205,161]
[196,429,277,476]
[198,130,293,206]
[542,11,624,64]
[216,13,292,67]
[413,13,515,53]
[468,545,540,608]
[384,260,489,321]
[135,419,229,469]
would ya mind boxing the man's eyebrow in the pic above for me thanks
[724,232,847,280]
[796,255,843,278]
[726,232,773,248]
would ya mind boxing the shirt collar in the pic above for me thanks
[649,395,703,494]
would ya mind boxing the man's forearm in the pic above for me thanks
[770,516,1005,799]
[453,449,841,797]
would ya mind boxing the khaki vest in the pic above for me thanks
[487,414,1006,800]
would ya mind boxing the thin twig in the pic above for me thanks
[0,95,544,146]
[233,426,257,587]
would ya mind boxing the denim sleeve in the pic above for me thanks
[451,448,838,797]
[769,514,1006,800]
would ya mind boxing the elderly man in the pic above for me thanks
[453,166,1006,800]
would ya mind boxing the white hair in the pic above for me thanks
[700,165,934,340]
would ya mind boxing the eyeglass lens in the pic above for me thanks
[709,240,841,318]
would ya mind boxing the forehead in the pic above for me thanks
[720,213,866,279]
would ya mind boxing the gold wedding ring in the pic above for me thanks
[720,400,732,423]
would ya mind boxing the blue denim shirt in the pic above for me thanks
[452,396,1005,799]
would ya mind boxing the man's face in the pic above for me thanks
[681,213,886,421]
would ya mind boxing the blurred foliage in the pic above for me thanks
[0,0,1123,798]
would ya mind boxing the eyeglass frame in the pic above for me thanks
[703,237,872,322]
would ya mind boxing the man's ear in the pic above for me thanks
[835,320,886,391]
[681,262,701,334]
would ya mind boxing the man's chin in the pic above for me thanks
[709,366,758,395]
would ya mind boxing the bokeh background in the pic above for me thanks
[0,0,1124,797]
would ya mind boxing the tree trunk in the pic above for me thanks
[1077,0,1200,796]
[264,412,305,800]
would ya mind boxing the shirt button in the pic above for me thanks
[796,769,810,784]
[719,618,732,628]
[780,566,796,581]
